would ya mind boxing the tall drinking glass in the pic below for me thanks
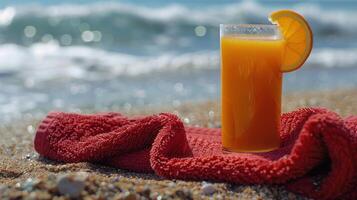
[220,24,283,152]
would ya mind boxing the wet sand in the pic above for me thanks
[0,89,356,199]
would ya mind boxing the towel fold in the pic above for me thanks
[34,108,357,199]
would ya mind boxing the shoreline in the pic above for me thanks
[0,88,356,199]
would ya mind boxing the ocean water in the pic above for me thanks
[0,0,356,122]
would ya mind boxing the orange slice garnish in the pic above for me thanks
[269,10,313,72]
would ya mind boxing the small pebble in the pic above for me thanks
[27,125,35,134]
[15,182,21,188]
[34,191,52,200]
[208,110,215,119]
[57,174,86,198]
[140,185,151,197]
[168,182,176,187]
[122,191,138,200]
[108,184,115,190]
[176,189,193,199]
[149,192,159,199]
[22,178,39,192]
[113,176,120,182]
[201,182,216,195]
[288,193,297,200]
[0,185,7,193]
[76,171,89,181]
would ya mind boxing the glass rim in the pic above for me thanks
[220,23,281,40]
[220,24,278,28]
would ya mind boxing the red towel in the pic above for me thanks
[34,108,357,200]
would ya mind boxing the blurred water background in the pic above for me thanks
[0,0,356,122]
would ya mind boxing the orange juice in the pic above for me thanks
[221,35,283,152]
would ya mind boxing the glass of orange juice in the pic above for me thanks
[220,24,283,153]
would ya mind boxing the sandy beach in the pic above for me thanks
[0,0,356,199]
[0,89,356,199]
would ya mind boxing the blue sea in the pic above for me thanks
[0,0,356,122]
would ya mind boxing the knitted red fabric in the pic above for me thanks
[34,108,357,200]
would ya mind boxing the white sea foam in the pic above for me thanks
[0,42,355,82]
[0,2,257,24]
[0,42,219,80]
[308,48,357,69]
[0,1,356,34]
